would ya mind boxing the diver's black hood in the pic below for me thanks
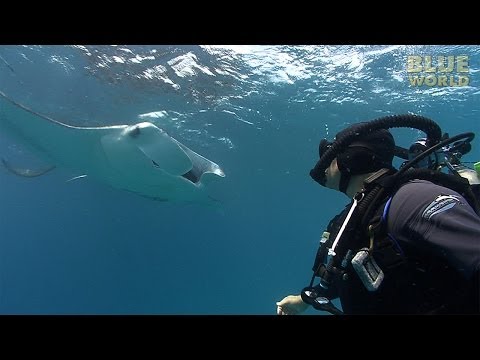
[335,125,395,175]
[309,114,443,193]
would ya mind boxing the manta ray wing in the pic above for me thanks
[1,158,56,177]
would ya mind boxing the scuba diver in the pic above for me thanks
[276,114,480,315]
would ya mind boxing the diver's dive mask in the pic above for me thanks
[309,138,333,186]
[311,135,395,193]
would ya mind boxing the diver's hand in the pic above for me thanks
[276,295,309,315]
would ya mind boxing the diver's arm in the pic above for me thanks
[389,180,480,281]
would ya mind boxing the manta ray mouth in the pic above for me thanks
[181,169,200,184]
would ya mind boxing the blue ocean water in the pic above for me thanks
[0,45,478,314]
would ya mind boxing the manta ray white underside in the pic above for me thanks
[0,90,225,204]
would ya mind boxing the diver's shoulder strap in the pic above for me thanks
[367,196,407,271]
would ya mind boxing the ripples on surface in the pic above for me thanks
[1,45,478,147]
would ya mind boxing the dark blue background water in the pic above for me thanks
[0,45,478,314]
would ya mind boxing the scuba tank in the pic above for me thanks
[403,132,479,202]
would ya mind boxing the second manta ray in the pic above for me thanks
[0,90,226,204]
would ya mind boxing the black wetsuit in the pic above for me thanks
[315,180,480,314]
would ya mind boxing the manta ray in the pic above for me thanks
[0,90,225,204]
